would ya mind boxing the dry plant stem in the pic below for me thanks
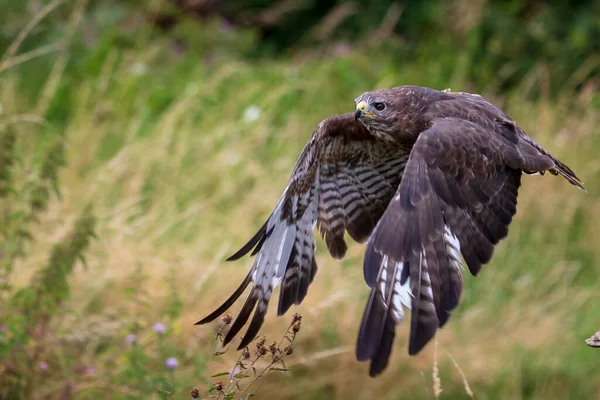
[37,0,89,116]
[446,352,474,398]
[432,338,442,399]
[223,349,246,393]
[240,318,299,397]
[0,114,47,130]
[0,0,66,62]
[0,0,68,74]
[277,313,301,349]
[420,371,430,399]
[0,44,64,75]
[208,324,228,385]
[240,347,284,397]
[213,315,300,398]
[157,388,174,399]
[277,326,296,349]
[369,2,404,43]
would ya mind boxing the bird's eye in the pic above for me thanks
[373,102,385,111]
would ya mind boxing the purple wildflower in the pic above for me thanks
[0,325,7,332]
[39,361,48,370]
[125,334,136,345]
[153,323,166,334]
[86,366,95,376]
[165,357,179,370]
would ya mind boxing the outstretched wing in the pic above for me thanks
[196,113,409,350]
[357,116,583,376]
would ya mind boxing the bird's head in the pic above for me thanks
[354,98,387,122]
[353,86,424,143]
[353,88,405,136]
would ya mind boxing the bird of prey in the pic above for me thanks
[196,85,584,376]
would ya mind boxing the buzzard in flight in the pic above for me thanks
[197,86,584,376]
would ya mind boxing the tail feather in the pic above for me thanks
[368,312,396,377]
[357,253,411,375]
[408,252,439,356]
[356,266,389,361]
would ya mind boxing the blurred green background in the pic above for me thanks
[0,0,599,399]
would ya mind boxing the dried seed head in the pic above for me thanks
[242,348,251,359]
[269,341,278,355]
[258,345,268,357]
[222,314,233,325]
[292,313,302,324]
[255,336,266,347]
[292,321,301,334]
[214,381,223,392]
[190,388,200,399]
[284,345,294,355]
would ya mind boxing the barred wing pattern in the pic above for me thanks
[196,113,409,350]
[197,85,584,378]
[357,117,581,376]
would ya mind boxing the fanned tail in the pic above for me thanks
[356,250,412,376]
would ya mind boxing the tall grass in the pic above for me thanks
[1,2,599,399]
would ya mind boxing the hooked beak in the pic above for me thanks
[354,101,376,121]
[354,108,362,121]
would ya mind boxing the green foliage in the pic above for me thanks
[0,64,97,396]
[115,0,600,95]
[0,122,95,398]
[2,0,599,99]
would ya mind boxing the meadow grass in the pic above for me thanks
[1,4,599,399]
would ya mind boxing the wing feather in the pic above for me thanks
[196,113,408,349]
[198,87,584,377]
[226,220,270,261]
[359,115,580,373]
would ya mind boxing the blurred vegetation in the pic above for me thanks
[0,0,598,399]
[1,0,599,99]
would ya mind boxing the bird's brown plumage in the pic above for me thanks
[196,85,584,377]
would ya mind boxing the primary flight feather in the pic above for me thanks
[196,85,584,377]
